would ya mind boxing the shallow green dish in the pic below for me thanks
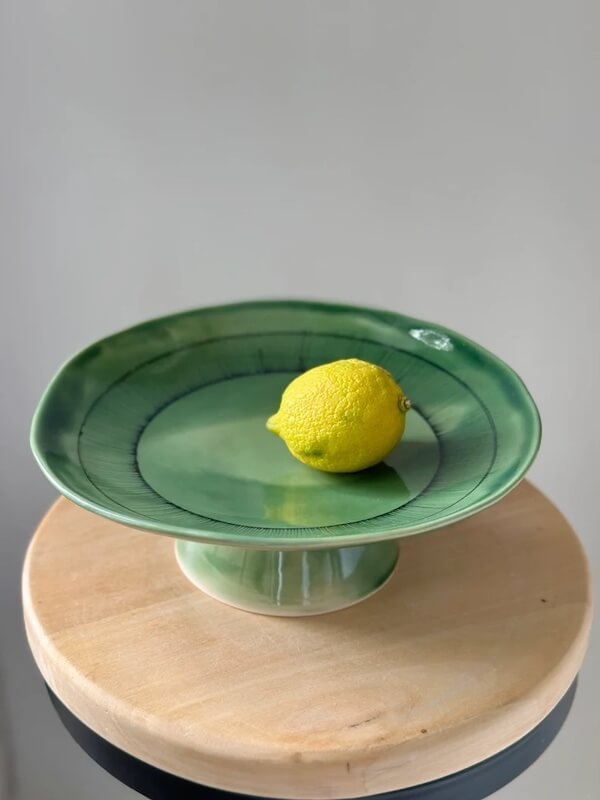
[31,300,540,615]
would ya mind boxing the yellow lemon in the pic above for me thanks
[266,358,411,473]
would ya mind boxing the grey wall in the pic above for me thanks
[1,2,599,798]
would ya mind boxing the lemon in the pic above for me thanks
[266,358,411,473]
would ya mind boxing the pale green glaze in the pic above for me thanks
[137,372,436,528]
[31,300,541,614]
[175,539,399,615]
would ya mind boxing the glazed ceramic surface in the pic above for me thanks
[175,539,400,615]
[31,300,540,549]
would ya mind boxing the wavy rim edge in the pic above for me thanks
[30,298,542,549]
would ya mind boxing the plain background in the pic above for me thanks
[1,2,599,798]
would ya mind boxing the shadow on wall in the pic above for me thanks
[0,659,16,799]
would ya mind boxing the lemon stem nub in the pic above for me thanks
[399,396,412,412]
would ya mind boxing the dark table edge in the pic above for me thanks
[46,679,577,800]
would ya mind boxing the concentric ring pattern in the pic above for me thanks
[31,301,540,547]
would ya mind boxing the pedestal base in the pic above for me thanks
[175,539,399,616]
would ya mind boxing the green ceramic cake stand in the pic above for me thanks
[31,300,541,615]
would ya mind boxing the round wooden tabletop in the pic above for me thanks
[23,482,591,800]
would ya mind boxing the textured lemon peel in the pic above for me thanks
[266,358,410,473]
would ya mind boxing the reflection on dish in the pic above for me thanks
[409,328,453,352]
[262,463,409,527]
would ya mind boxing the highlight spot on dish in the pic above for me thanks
[409,328,453,352]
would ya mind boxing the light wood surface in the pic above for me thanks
[22,482,592,799]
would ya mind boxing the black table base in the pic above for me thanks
[47,681,576,800]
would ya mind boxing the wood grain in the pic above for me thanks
[22,482,592,799]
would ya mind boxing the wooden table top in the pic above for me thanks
[23,482,592,799]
